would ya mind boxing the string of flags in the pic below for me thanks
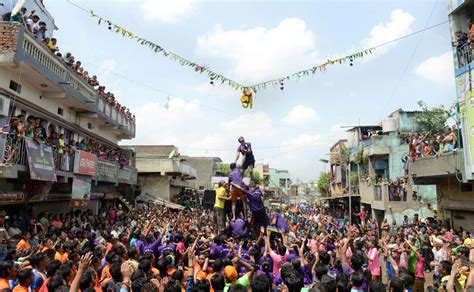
[83,6,375,109]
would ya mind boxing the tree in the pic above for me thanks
[317,172,330,197]
[215,163,230,176]
[415,100,454,135]
[253,171,263,185]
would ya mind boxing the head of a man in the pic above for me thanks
[238,136,245,145]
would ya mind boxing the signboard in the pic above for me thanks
[25,139,57,182]
[70,175,91,207]
[0,191,24,204]
[73,150,97,176]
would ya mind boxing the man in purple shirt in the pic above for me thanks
[229,217,247,238]
[271,209,290,233]
[235,136,255,176]
[229,163,248,221]
[245,180,269,232]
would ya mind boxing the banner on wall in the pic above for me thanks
[73,150,97,176]
[25,139,57,182]
[70,175,91,207]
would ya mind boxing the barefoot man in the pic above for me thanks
[235,136,255,177]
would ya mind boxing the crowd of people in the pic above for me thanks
[406,126,459,160]
[3,6,135,122]
[0,192,473,292]
[5,114,131,169]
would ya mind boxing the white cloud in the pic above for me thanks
[361,9,415,54]
[222,112,275,138]
[281,105,319,126]
[195,82,237,99]
[415,52,455,87]
[140,0,194,22]
[196,18,319,84]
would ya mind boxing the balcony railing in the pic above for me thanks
[1,135,137,184]
[1,22,136,138]
[455,42,472,69]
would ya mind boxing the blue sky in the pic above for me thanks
[45,0,454,181]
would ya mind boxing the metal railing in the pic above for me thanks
[2,136,28,166]
[455,42,472,69]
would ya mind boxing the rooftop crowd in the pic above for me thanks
[2,6,135,123]
[0,171,473,292]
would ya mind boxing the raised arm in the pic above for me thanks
[70,252,92,292]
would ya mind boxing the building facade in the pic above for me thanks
[181,156,222,191]
[328,109,437,224]
[0,6,137,212]
[130,146,197,202]
[405,0,474,230]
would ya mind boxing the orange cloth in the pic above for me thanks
[0,278,10,290]
[54,251,68,263]
[230,188,245,201]
[12,285,29,292]
[16,239,30,252]
[99,264,111,287]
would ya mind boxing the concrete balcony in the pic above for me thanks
[97,98,136,139]
[364,136,390,156]
[0,22,135,139]
[96,160,138,185]
[170,178,194,188]
[136,157,197,178]
[408,152,461,183]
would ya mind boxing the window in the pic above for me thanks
[9,80,21,93]
[279,178,286,188]
[57,107,63,115]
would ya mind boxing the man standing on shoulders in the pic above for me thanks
[214,181,231,234]
[228,163,248,221]
[235,136,255,177]
[245,179,269,236]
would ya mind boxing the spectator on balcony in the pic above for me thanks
[88,75,99,87]
[72,61,82,73]
[468,19,474,50]
[63,52,74,67]
[23,115,35,139]
[25,14,39,33]
[39,119,47,139]
[33,127,43,144]
[82,70,90,81]
[41,37,49,47]
[79,139,88,151]
[47,38,58,53]
[9,7,26,23]
[34,22,47,40]
[453,31,469,48]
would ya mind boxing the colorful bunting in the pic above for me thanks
[83,7,375,106]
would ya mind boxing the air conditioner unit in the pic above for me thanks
[0,95,11,117]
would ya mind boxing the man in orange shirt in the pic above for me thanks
[13,268,34,292]
[0,261,18,290]
[16,232,31,253]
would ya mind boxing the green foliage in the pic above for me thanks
[350,172,359,186]
[317,172,330,197]
[415,100,453,135]
[215,163,230,176]
[252,171,263,185]
[353,147,363,164]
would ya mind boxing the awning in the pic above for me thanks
[152,198,185,210]
[320,194,361,200]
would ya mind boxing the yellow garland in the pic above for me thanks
[240,89,253,109]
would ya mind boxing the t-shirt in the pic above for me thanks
[273,213,289,233]
[230,219,247,238]
[245,188,265,213]
[228,168,244,189]
[224,274,250,292]
[408,250,417,273]
[415,255,425,278]
[16,239,30,252]
[12,285,28,292]
[270,249,289,275]
[368,247,380,276]
[214,187,227,209]
[0,278,10,290]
